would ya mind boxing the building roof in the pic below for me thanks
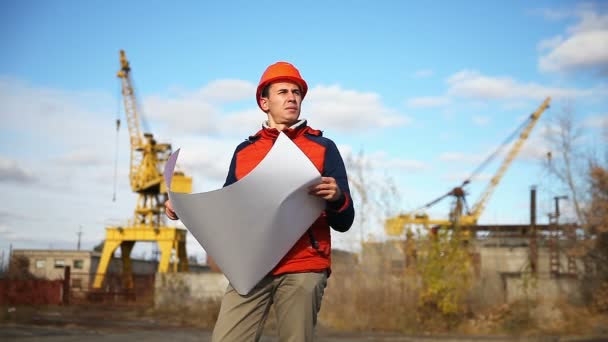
[12,249,100,256]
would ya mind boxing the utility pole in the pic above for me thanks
[529,186,538,275]
[77,225,83,251]
[8,243,12,272]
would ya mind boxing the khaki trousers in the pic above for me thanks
[211,271,328,342]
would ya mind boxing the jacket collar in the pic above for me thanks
[250,119,321,140]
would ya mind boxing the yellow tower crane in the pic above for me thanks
[93,50,193,289]
[385,97,551,237]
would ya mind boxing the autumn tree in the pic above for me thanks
[543,104,608,309]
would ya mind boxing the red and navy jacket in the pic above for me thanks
[223,120,355,275]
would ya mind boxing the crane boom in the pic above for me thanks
[468,97,551,221]
[117,50,144,191]
[385,97,551,236]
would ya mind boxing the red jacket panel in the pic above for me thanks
[223,122,354,276]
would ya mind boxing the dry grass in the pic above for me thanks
[319,264,419,333]
[316,245,608,337]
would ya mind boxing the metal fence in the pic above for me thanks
[68,270,155,306]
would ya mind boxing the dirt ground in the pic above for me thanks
[1,305,607,342]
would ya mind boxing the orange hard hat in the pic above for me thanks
[256,62,308,110]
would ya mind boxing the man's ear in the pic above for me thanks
[260,97,269,111]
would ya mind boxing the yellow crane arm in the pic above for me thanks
[468,97,551,221]
[385,97,551,236]
[117,50,144,192]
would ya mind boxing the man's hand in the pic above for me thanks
[165,200,178,220]
[309,177,342,202]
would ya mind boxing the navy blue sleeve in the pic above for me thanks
[223,150,238,188]
[223,140,254,187]
[323,139,355,232]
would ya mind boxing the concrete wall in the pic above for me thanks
[12,249,96,290]
[12,250,94,280]
[155,272,228,309]
[473,246,582,308]
[505,275,582,304]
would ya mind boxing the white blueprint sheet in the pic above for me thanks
[164,132,324,295]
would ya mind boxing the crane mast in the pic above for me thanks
[385,97,551,236]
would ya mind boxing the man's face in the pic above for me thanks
[260,81,302,127]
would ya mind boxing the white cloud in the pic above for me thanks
[539,31,608,73]
[345,149,429,173]
[198,79,256,103]
[533,8,573,21]
[538,35,564,51]
[305,84,411,132]
[472,115,490,126]
[143,79,258,136]
[0,224,35,242]
[144,94,219,134]
[440,125,549,167]
[414,69,434,78]
[583,114,608,128]
[438,152,485,164]
[385,158,429,171]
[538,8,608,74]
[0,77,115,147]
[219,108,266,136]
[53,148,108,166]
[167,136,237,191]
[442,171,493,183]
[406,96,451,108]
[0,157,36,184]
[144,82,411,135]
[446,69,592,100]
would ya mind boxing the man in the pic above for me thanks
[165,61,355,342]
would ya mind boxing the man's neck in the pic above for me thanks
[264,119,306,131]
[270,123,290,131]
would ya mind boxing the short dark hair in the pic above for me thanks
[261,84,271,98]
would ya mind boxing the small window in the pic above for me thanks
[54,259,65,268]
[35,259,46,268]
[73,259,84,269]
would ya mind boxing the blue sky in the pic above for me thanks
[1,1,607,263]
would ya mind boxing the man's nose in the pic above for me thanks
[287,91,297,101]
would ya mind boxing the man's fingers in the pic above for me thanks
[166,208,178,220]
[164,200,178,220]
[310,182,337,191]
[308,177,341,202]
[321,176,335,183]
